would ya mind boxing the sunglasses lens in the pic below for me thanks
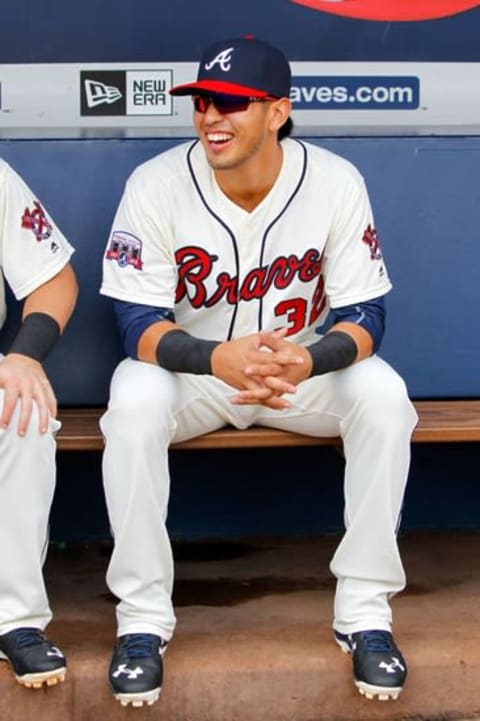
[215,95,251,113]
[193,96,209,112]
[193,94,253,114]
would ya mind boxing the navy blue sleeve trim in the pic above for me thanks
[331,296,386,353]
[113,300,175,359]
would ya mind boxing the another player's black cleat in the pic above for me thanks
[0,627,66,688]
[109,633,168,707]
[335,629,407,700]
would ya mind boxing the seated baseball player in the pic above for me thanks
[100,36,418,708]
[0,159,78,689]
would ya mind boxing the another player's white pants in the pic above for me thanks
[0,394,60,635]
[101,355,417,640]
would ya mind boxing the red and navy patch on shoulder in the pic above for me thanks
[21,201,52,241]
[105,231,143,270]
[362,224,383,260]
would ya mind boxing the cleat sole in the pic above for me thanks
[16,668,67,689]
[356,680,402,701]
[115,687,161,708]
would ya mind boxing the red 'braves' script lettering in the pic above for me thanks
[175,246,218,307]
[175,246,323,308]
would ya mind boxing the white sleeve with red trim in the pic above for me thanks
[0,160,75,302]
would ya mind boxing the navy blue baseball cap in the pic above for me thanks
[169,36,291,98]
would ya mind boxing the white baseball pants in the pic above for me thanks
[0,394,60,635]
[101,355,418,640]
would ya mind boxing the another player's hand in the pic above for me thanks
[230,330,312,408]
[0,354,57,435]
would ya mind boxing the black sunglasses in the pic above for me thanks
[192,93,276,115]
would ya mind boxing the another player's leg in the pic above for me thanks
[257,355,417,700]
[0,398,66,688]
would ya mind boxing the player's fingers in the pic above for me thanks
[231,387,276,405]
[16,392,33,437]
[43,380,57,421]
[258,329,289,352]
[259,327,288,343]
[244,361,283,377]
[262,376,297,394]
[261,395,292,411]
[231,387,296,410]
[231,395,291,409]
[273,351,305,366]
[242,368,297,395]
[245,353,304,376]
[240,376,265,391]
[32,379,57,433]
[0,388,18,430]
[234,386,274,401]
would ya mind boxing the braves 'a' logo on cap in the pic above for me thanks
[291,0,479,21]
[205,48,235,72]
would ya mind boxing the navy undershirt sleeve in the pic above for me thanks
[113,300,175,359]
[330,296,386,353]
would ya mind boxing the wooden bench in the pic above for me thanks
[55,400,480,451]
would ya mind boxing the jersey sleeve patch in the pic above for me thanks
[21,201,53,242]
[362,224,383,261]
[105,230,144,270]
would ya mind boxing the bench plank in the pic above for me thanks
[55,400,480,451]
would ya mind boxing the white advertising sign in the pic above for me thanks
[0,61,479,137]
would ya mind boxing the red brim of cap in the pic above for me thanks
[169,80,270,97]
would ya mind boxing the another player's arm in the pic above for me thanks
[0,263,78,434]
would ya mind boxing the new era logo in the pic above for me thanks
[80,70,173,117]
[80,71,126,115]
[84,79,122,107]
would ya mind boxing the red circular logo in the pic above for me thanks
[291,0,479,21]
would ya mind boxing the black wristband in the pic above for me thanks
[308,330,358,377]
[156,329,220,375]
[8,312,61,363]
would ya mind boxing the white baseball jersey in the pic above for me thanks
[101,138,391,344]
[0,159,74,329]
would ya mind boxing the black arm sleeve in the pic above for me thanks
[8,312,60,363]
[156,329,220,375]
[307,331,358,377]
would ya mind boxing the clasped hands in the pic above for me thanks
[210,329,312,411]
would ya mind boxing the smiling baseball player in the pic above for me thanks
[100,36,417,708]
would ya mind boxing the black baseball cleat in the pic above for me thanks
[109,633,168,707]
[335,629,407,700]
[0,627,66,688]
